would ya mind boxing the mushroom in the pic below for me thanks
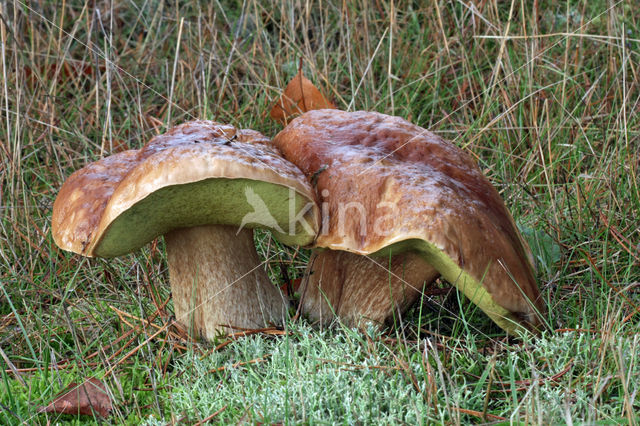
[270,70,439,328]
[273,110,546,334]
[52,121,319,340]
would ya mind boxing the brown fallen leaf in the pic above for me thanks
[270,62,335,125]
[279,277,302,296]
[38,377,112,418]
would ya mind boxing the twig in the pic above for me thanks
[193,405,227,425]
[451,406,505,421]
[207,356,271,374]
[213,327,286,352]
[103,323,170,377]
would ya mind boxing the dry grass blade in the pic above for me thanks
[467,360,574,392]
[581,249,640,321]
[315,357,401,372]
[103,323,171,378]
[600,213,640,264]
[0,346,26,387]
[193,405,228,425]
[109,304,187,343]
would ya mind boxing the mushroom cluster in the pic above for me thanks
[53,110,545,339]
[52,121,318,340]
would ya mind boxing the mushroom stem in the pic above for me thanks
[301,250,439,327]
[165,225,288,340]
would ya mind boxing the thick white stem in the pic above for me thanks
[165,225,288,340]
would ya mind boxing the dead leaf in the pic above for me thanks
[38,377,112,418]
[270,63,335,125]
[279,277,302,296]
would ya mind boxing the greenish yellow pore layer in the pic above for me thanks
[93,178,316,257]
[372,239,527,336]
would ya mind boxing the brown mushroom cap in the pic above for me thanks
[273,110,546,334]
[53,120,319,257]
[52,149,140,255]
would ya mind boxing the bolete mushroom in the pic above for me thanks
[270,70,439,328]
[52,121,319,340]
[273,110,546,334]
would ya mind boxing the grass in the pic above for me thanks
[1,0,639,423]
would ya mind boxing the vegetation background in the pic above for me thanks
[1,0,638,423]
